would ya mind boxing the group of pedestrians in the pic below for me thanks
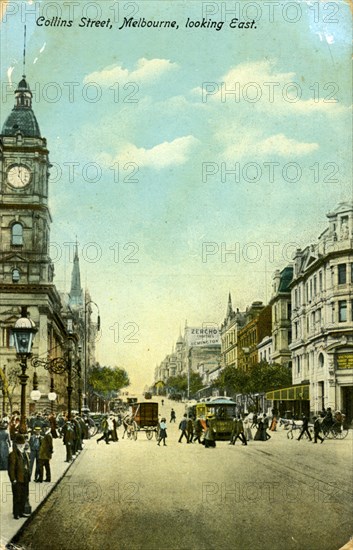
[0,409,94,521]
[96,414,119,445]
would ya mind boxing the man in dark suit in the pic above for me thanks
[297,414,312,441]
[38,428,53,482]
[29,427,43,481]
[8,433,31,519]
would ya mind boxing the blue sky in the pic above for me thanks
[1,1,352,390]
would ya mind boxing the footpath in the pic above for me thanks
[0,436,91,549]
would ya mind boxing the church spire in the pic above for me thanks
[226,292,233,318]
[69,241,83,307]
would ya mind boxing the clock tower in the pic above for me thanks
[0,75,54,284]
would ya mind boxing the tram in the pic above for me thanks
[194,397,237,440]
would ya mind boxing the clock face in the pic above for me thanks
[7,165,31,188]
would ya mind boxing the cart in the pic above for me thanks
[131,402,159,440]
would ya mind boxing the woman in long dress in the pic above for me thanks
[254,419,264,441]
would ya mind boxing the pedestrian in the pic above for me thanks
[270,415,277,431]
[97,415,110,444]
[157,418,167,446]
[243,416,253,442]
[178,414,188,443]
[313,416,324,444]
[251,412,258,429]
[0,422,11,470]
[170,409,176,423]
[186,417,194,443]
[297,414,312,441]
[161,399,164,406]
[38,427,53,482]
[204,421,216,448]
[229,417,238,444]
[230,416,247,446]
[107,416,114,441]
[48,413,58,439]
[62,420,75,462]
[254,419,265,441]
[263,414,271,440]
[8,434,31,519]
[29,427,43,481]
[193,418,203,444]
[111,416,119,442]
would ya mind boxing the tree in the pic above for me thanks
[166,372,204,398]
[88,364,130,402]
[216,362,292,410]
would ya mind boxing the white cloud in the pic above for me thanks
[99,136,199,170]
[257,134,319,156]
[84,58,178,86]
[221,132,319,160]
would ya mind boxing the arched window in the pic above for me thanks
[318,353,324,368]
[12,268,20,283]
[11,223,23,246]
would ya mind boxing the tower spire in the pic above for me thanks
[69,241,83,307]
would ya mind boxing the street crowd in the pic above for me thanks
[0,405,346,520]
[0,410,95,520]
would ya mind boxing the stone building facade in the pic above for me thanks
[290,202,353,419]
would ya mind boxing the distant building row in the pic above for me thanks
[154,201,353,421]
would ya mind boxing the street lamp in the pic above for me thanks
[84,300,100,409]
[30,367,41,402]
[48,376,57,413]
[12,307,37,433]
[32,337,81,420]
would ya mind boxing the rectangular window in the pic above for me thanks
[288,330,292,345]
[319,271,323,291]
[287,303,291,320]
[313,276,317,296]
[338,264,347,284]
[339,300,347,322]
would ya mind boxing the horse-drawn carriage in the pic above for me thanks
[122,401,159,440]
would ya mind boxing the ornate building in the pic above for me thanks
[289,202,353,420]
[0,73,93,415]
[220,293,245,369]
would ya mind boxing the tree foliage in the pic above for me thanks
[216,361,292,406]
[88,364,130,399]
[166,372,204,397]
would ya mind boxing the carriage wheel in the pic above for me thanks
[335,427,348,439]
[133,428,138,441]
[146,430,153,440]
[155,429,159,441]
[323,428,334,439]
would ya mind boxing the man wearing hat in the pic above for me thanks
[29,427,43,482]
[38,427,53,482]
[8,434,31,519]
